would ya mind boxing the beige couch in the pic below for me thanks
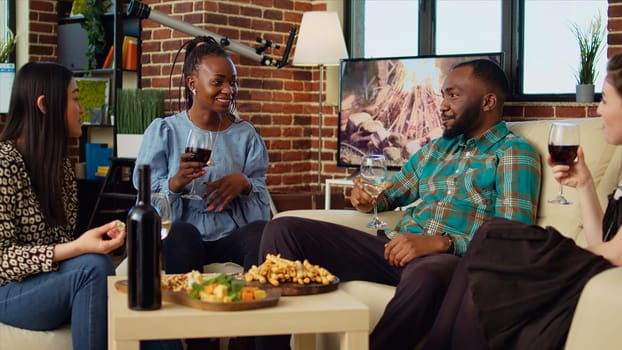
[272,117,622,350]
[2,117,621,349]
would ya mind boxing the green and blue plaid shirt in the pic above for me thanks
[378,121,541,256]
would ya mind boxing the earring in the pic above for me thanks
[191,88,197,95]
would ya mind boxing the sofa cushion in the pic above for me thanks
[0,322,72,350]
[507,118,622,246]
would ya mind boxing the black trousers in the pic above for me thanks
[258,216,459,350]
[162,220,267,273]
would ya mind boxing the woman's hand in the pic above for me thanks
[548,146,593,190]
[76,220,126,254]
[168,152,207,193]
[53,220,126,262]
[203,172,251,212]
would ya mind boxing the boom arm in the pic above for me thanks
[127,0,295,68]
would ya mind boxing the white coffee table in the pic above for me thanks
[107,276,369,350]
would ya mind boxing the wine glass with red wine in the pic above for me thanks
[181,128,214,200]
[547,122,580,205]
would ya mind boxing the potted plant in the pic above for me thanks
[571,12,605,103]
[115,88,165,158]
[72,0,112,70]
[0,28,17,113]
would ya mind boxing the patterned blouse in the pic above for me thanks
[0,140,77,286]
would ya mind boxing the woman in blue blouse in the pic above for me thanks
[134,36,270,276]
[135,36,270,350]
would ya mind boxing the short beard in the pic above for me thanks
[442,104,480,139]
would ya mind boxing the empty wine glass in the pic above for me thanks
[182,128,214,200]
[151,193,172,239]
[359,154,388,228]
[547,122,580,205]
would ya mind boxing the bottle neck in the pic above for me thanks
[138,165,151,204]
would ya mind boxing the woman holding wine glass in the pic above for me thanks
[547,122,580,205]
[134,35,270,269]
[134,35,270,350]
[422,51,622,350]
[181,128,215,200]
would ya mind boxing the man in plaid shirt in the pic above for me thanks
[259,59,541,350]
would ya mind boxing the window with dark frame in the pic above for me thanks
[345,0,608,102]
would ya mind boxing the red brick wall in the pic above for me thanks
[12,0,622,193]
[138,0,335,192]
[28,0,58,61]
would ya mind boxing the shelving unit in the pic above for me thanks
[57,0,142,159]
[58,1,142,230]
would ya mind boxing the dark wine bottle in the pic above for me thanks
[127,164,162,310]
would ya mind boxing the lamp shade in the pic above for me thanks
[293,11,349,66]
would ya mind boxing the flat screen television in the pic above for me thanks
[337,52,504,170]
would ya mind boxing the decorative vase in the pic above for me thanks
[0,63,15,113]
[576,84,595,103]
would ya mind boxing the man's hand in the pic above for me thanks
[384,234,448,267]
[350,177,392,212]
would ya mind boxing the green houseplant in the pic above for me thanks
[115,88,165,157]
[115,88,164,134]
[0,28,16,63]
[72,0,112,70]
[0,28,16,113]
[571,12,605,102]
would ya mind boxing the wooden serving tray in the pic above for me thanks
[244,276,340,296]
[115,280,280,311]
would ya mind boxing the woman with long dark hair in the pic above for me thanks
[0,62,126,350]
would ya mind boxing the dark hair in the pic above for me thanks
[606,52,622,96]
[170,36,238,114]
[0,62,73,226]
[454,59,508,103]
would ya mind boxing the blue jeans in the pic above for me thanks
[0,253,114,350]
[0,253,182,350]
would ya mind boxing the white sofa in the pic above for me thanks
[2,117,621,349]
[272,117,622,350]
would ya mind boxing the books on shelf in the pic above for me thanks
[101,36,138,70]
[102,46,114,69]
[122,36,138,71]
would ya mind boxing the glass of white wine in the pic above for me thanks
[359,154,388,229]
[151,193,172,239]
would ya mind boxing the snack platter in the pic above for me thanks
[241,254,340,296]
[241,276,340,296]
[115,276,280,311]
